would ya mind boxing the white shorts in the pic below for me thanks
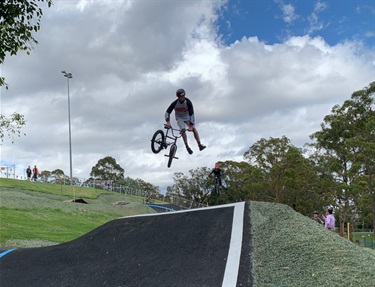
[176,119,190,130]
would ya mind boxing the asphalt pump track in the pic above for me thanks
[0,202,253,287]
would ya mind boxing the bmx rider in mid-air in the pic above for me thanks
[165,88,206,155]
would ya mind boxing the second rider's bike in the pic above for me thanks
[213,175,221,196]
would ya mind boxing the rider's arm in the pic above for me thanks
[186,98,195,126]
[165,100,178,123]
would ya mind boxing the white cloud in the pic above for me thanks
[281,4,298,24]
[306,0,328,34]
[1,0,373,191]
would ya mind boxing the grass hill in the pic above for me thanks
[0,178,155,248]
[1,178,374,286]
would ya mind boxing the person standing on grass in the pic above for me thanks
[32,165,39,182]
[322,208,335,230]
[26,166,32,181]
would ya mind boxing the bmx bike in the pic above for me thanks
[213,176,221,196]
[151,124,183,168]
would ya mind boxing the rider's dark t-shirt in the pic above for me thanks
[165,98,195,124]
[210,168,223,177]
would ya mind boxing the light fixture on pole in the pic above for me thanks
[61,71,74,200]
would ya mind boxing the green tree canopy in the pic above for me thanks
[1,0,53,87]
[310,82,375,235]
[242,136,324,214]
[1,0,52,142]
[0,112,26,143]
[90,156,125,181]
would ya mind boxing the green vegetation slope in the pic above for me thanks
[1,179,374,286]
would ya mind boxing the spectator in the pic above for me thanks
[26,166,32,181]
[32,165,39,182]
[322,208,335,231]
[311,211,324,225]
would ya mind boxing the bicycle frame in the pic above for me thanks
[163,124,182,147]
[151,124,183,168]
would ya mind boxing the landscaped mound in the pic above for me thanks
[250,201,375,287]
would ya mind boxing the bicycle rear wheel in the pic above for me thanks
[215,179,221,196]
[167,144,177,168]
[151,130,165,154]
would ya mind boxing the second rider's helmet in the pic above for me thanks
[176,88,186,97]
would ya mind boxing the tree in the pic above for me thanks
[339,82,375,235]
[90,156,125,181]
[39,170,51,182]
[170,168,212,204]
[51,168,66,184]
[119,177,159,194]
[0,112,26,142]
[215,160,258,203]
[1,0,52,142]
[310,82,375,236]
[1,0,53,85]
[243,136,320,212]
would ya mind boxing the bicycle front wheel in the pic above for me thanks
[167,144,177,168]
[151,130,165,154]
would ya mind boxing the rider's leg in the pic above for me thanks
[181,129,188,145]
[192,127,206,151]
[177,120,193,154]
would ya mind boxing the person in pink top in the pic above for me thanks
[322,208,335,230]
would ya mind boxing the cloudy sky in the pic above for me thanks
[1,0,374,192]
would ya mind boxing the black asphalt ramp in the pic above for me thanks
[0,202,252,287]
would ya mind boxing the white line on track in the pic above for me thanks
[119,202,244,218]
[222,201,245,287]
[120,201,246,286]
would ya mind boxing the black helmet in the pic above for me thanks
[176,88,186,97]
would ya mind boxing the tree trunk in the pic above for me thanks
[339,218,345,237]
[369,173,375,237]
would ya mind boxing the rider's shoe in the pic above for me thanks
[186,146,193,155]
[199,144,206,151]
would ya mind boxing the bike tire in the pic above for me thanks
[215,179,220,196]
[167,144,177,168]
[151,130,165,154]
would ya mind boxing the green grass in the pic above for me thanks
[0,178,157,248]
[0,178,103,198]
[0,206,118,243]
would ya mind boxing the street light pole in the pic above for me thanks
[61,71,74,200]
